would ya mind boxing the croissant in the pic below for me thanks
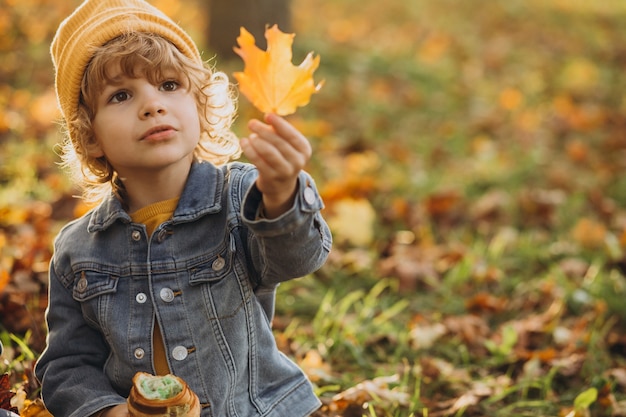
[127,372,201,417]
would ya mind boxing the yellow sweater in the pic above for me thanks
[129,197,179,376]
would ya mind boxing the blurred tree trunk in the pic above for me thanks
[208,0,292,60]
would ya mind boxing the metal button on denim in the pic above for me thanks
[156,228,169,243]
[304,187,316,205]
[160,288,175,303]
[172,346,188,361]
[131,230,141,241]
[134,348,145,359]
[76,275,88,293]
[135,293,147,304]
[212,256,225,271]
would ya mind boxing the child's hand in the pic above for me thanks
[241,113,312,218]
[100,404,129,417]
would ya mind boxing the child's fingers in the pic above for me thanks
[242,133,298,176]
[249,114,312,159]
[241,135,276,170]
[246,128,301,164]
[241,135,298,198]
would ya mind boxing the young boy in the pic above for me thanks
[34,1,332,416]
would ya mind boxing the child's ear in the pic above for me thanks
[85,137,105,158]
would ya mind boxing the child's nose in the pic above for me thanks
[140,91,166,118]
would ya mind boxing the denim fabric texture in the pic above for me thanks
[35,161,332,417]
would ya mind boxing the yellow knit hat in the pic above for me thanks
[51,0,201,134]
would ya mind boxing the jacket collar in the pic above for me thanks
[88,161,224,232]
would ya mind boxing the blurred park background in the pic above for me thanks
[2,0,626,415]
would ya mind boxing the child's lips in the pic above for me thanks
[141,125,176,142]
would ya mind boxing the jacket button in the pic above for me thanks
[131,230,141,241]
[172,346,188,361]
[160,288,175,303]
[135,293,147,304]
[156,228,169,243]
[76,275,88,293]
[304,187,316,205]
[212,256,225,271]
[134,348,145,359]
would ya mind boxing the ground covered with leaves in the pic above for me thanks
[2,0,626,416]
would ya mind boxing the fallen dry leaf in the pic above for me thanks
[409,321,447,350]
[326,198,376,247]
[328,374,410,412]
[299,349,333,383]
[0,374,17,414]
[571,217,607,250]
[20,399,53,417]
[233,25,323,115]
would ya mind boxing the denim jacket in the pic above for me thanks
[35,161,332,417]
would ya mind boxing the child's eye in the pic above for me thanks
[161,81,179,92]
[109,91,130,103]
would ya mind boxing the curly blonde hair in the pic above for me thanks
[59,32,241,204]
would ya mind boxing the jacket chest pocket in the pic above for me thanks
[188,241,248,320]
[72,270,119,327]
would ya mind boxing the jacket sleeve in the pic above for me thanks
[240,168,332,286]
[35,258,125,417]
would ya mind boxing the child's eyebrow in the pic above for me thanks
[102,74,127,87]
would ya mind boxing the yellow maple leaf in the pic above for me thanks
[233,25,323,116]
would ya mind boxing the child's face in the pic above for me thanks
[89,62,200,179]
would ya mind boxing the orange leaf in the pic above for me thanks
[0,268,9,293]
[21,399,54,417]
[233,25,323,115]
[571,217,607,249]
